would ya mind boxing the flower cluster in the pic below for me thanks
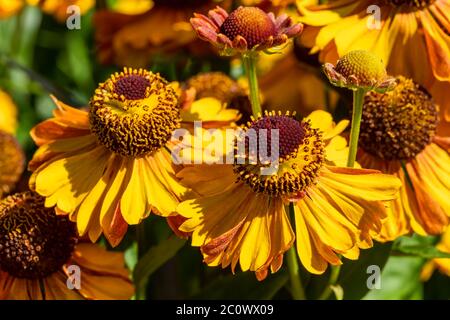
[0,0,449,301]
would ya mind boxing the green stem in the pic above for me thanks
[318,89,366,300]
[243,54,262,117]
[318,264,341,300]
[346,88,366,167]
[286,203,306,300]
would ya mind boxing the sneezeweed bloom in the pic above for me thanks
[27,0,95,22]
[323,50,395,168]
[323,50,396,93]
[0,131,25,198]
[357,76,450,240]
[190,6,303,56]
[29,68,189,246]
[186,72,247,106]
[0,192,134,300]
[297,0,450,122]
[108,0,153,15]
[94,0,231,67]
[181,72,247,127]
[421,227,450,281]
[176,110,401,279]
[0,0,22,19]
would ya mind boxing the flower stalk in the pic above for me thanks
[286,203,306,300]
[243,53,262,117]
[346,88,366,167]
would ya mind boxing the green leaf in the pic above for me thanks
[63,31,94,97]
[392,245,450,259]
[338,241,393,300]
[363,256,424,300]
[192,271,288,300]
[133,236,186,290]
[124,242,138,273]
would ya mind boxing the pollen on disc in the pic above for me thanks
[114,75,151,100]
[220,7,276,48]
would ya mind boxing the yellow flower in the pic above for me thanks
[0,89,18,135]
[240,0,297,12]
[93,0,231,67]
[0,130,25,198]
[180,72,246,128]
[297,0,450,125]
[0,192,134,300]
[176,110,401,279]
[357,77,450,241]
[29,68,189,246]
[259,43,339,116]
[110,0,154,15]
[421,227,450,281]
[323,50,396,92]
[190,5,303,56]
[27,0,94,22]
[0,0,23,19]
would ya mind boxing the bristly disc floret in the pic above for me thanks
[153,0,205,7]
[220,7,277,49]
[233,111,325,198]
[359,76,439,160]
[323,50,396,92]
[0,192,77,279]
[89,68,181,157]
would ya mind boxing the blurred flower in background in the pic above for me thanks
[27,0,95,22]
[94,0,231,67]
[422,227,450,280]
[0,89,18,134]
[0,0,94,21]
[259,43,339,116]
[240,0,296,12]
[0,0,23,19]
[181,72,247,126]
[0,131,24,198]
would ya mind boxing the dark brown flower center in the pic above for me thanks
[90,68,180,157]
[114,75,151,100]
[233,113,324,197]
[247,115,306,161]
[220,6,276,48]
[359,76,438,160]
[0,192,77,279]
[386,0,435,8]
